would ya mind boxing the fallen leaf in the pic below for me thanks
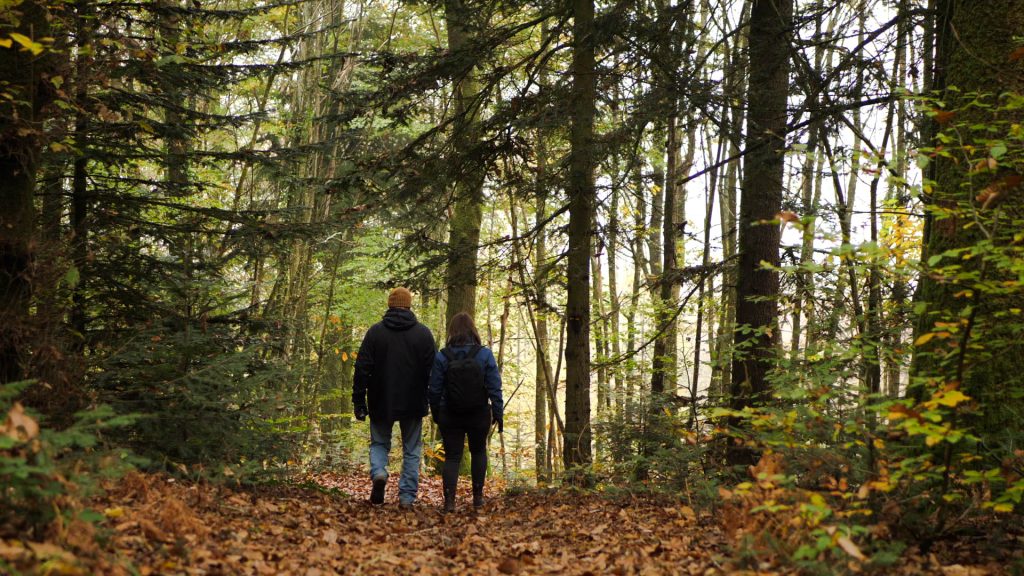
[837,535,867,561]
[497,557,522,574]
[104,507,125,519]
[0,541,28,561]
[4,402,40,441]
[138,518,169,542]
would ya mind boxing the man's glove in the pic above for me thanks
[354,405,368,421]
[493,413,503,434]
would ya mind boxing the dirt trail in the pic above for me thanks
[4,471,1013,574]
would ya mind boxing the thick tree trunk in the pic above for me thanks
[564,0,596,474]
[159,0,189,193]
[912,0,1024,439]
[443,0,485,324]
[0,1,52,384]
[729,0,792,455]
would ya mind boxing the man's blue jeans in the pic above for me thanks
[368,418,422,505]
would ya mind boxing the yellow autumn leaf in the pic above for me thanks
[992,503,1014,513]
[104,507,125,518]
[933,390,970,408]
[0,38,12,48]
[868,479,893,492]
[341,352,349,362]
[914,332,935,346]
[9,32,44,55]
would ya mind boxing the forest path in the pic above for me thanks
[9,470,1007,574]
[49,471,729,575]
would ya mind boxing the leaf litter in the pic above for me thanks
[1,471,1015,575]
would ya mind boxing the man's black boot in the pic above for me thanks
[370,473,387,505]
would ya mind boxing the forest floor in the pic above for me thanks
[1,471,1014,575]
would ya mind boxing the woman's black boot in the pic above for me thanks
[443,485,456,513]
[472,485,484,509]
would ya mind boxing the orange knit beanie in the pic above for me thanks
[387,287,413,309]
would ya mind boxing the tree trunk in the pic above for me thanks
[712,3,747,402]
[70,0,94,346]
[625,159,647,408]
[564,0,596,474]
[533,24,552,482]
[651,114,679,395]
[534,187,551,483]
[729,0,792,456]
[591,233,609,413]
[0,1,52,383]
[443,0,485,324]
[607,123,623,411]
[912,0,1024,439]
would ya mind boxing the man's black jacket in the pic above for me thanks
[352,308,437,422]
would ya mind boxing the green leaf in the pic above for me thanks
[63,265,80,288]
[990,142,1008,158]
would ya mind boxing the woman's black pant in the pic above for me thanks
[439,407,490,493]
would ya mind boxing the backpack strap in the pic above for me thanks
[469,344,483,359]
[441,347,455,361]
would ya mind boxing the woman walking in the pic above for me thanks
[428,312,503,512]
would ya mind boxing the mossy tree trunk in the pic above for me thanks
[913,0,1024,442]
[444,0,486,325]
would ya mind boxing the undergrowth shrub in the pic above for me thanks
[91,324,299,478]
[1,381,135,539]
[711,91,1024,573]
[597,396,717,502]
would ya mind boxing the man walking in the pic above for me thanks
[352,287,436,508]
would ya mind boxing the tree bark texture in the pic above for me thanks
[444,0,485,324]
[729,0,792,412]
[0,2,53,383]
[913,0,1024,439]
[564,0,596,473]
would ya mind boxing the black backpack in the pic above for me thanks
[442,345,488,413]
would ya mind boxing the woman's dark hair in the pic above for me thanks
[446,312,482,346]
